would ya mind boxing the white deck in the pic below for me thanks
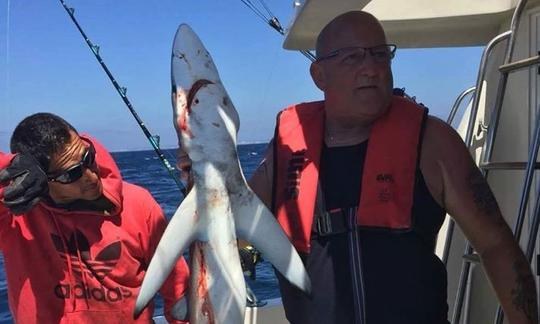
[153,298,287,324]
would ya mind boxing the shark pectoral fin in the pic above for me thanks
[171,296,189,321]
[134,188,199,318]
[233,190,312,294]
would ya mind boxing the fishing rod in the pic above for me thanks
[239,0,316,62]
[58,0,187,196]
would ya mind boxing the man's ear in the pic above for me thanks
[310,62,326,91]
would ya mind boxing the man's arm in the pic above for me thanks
[0,153,16,246]
[421,116,538,323]
[247,140,274,209]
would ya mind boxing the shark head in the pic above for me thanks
[171,24,240,164]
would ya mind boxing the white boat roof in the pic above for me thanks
[283,0,522,50]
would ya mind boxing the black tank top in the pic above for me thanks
[277,141,449,324]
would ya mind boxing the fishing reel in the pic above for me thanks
[239,245,262,280]
[240,245,267,307]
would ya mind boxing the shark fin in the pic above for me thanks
[233,189,312,294]
[134,187,199,318]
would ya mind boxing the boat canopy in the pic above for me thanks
[283,0,521,50]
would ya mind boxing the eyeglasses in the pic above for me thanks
[48,138,97,184]
[316,44,397,66]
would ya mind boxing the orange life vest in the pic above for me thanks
[273,96,427,252]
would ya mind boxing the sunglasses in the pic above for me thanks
[316,44,397,66]
[48,138,97,184]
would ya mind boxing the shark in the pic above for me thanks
[134,24,311,323]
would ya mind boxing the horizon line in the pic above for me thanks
[110,140,270,154]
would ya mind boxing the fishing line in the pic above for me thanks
[58,0,187,196]
[238,0,316,62]
[4,0,10,111]
[239,0,268,24]
[256,0,274,19]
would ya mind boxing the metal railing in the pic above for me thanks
[447,0,540,323]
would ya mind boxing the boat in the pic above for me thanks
[2,0,539,323]
[75,0,540,320]
[235,0,540,323]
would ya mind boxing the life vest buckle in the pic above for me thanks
[315,208,349,236]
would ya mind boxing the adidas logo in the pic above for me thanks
[50,230,131,303]
[50,230,121,280]
[54,282,132,302]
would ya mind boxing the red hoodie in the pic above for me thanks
[0,136,189,324]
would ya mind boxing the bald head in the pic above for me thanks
[316,11,387,58]
[309,10,394,130]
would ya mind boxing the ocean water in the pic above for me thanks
[0,143,279,323]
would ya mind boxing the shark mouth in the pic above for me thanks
[177,79,214,136]
[187,79,214,113]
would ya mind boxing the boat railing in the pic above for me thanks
[442,31,511,268]
[441,85,475,267]
[446,0,540,322]
[445,86,476,127]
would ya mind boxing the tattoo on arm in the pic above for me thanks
[467,168,537,321]
[467,168,500,216]
[511,259,538,322]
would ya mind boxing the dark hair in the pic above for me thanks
[10,113,78,171]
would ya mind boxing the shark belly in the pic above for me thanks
[188,168,246,324]
[189,236,245,324]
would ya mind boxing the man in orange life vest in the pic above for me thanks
[172,9,539,324]
[0,113,190,323]
[245,11,538,324]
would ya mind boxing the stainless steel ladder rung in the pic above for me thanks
[480,162,540,170]
[462,253,481,264]
[499,53,540,73]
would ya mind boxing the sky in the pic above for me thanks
[0,0,483,152]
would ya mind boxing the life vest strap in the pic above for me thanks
[314,207,355,236]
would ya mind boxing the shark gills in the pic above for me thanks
[134,24,311,324]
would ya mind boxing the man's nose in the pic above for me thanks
[355,54,379,77]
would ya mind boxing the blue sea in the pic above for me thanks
[0,143,279,323]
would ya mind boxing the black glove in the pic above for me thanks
[0,153,48,214]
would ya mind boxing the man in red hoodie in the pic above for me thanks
[0,113,190,323]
